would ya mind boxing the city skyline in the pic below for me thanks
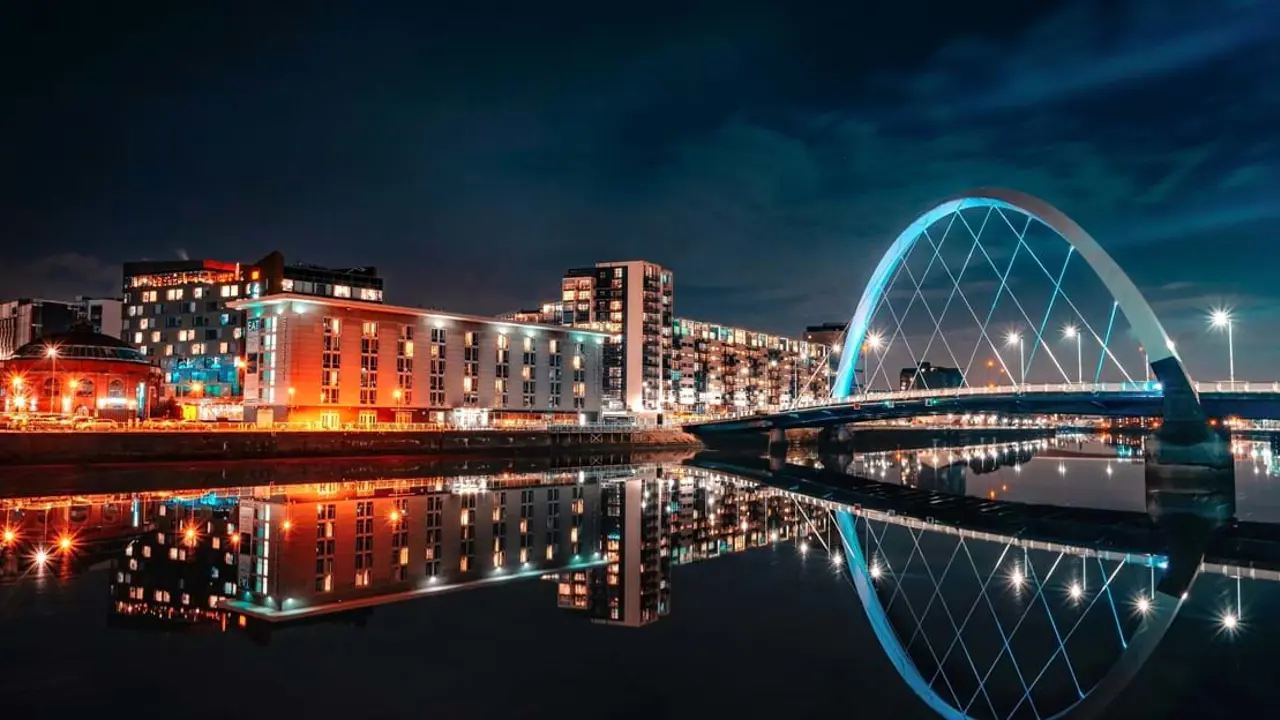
[5,3,1280,367]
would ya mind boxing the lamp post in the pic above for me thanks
[1063,325,1082,385]
[865,331,883,394]
[45,346,58,414]
[1005,331,1024,387]
[1210,309,1235,385]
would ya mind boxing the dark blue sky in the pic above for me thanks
[4,0,1279,373]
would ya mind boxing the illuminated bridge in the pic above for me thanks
[688,382,1280,434]
[687,188,1280,440]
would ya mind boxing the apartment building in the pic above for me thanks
[227,294,607,427]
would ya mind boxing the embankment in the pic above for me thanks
[0,427,701,467]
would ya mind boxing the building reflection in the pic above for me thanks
[16,465,831,637]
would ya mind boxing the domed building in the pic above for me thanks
[1,326,161,420]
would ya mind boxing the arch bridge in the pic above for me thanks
[687,189,1280,439]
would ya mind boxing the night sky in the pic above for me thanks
[5,1,1279,372]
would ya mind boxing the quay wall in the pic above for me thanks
[0,428,702,467]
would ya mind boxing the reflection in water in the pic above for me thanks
[1,465,833,639]
[5,433,1280,718]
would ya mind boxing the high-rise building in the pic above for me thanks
[554,261,673,414]
[227,294,607,427]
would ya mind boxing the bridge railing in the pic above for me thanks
[697,380,1280,424]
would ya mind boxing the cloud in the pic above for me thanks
[0,254,119,300]
[895,0,1280,115]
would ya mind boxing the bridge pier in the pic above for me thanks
[817,425,853,452]
[1143,423,1235,596]
[767,428,788,457]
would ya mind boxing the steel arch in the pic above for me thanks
[831,189,1194,414]
[834,509,1191,720]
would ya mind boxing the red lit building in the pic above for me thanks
[0,327,161,420]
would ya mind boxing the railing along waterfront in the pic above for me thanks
[700,380,1280,423]
[0,420,665,434]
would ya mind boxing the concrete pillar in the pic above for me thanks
[767,427,788,457]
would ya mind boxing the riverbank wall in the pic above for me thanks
[0,427,702,467]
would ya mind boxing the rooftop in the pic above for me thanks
[227,293,611,337]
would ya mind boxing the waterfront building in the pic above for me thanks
[672,318,829,415]
[121,258,256,411]
[227,294,607,427]
[513,261,848,416]
[556,261,674,414]
[121,253,386,419]
[0,326,162,419]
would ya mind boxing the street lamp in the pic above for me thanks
[45,346,59,414]
[1063,325,1082,385]
[1210,309,1235,384]
[864,331,884,393]
[1005,331,1024,386]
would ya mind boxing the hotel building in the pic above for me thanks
[227,294,607,427]
[121,253,385,417]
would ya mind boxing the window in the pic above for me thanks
[334,285,352,298]
[360,322,378,405]
[394,325,414,405]
[463,331,479,406]
[220,284,240,298]
[429,327,446,406]
[322,317,341,404]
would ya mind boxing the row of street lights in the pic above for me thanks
[1002,308,1238,386]
[860,307,1238,391]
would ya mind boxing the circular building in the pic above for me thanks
[1,326,161,420]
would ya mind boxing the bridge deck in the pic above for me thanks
[687,386,1280,433]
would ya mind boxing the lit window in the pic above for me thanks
[219,342,229,354]
[133,332,143,344]
[334,285,352,298]
[281,279,294,292]
[150,331,160,343]
[193,287,204,299]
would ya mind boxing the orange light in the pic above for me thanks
[250,270,260,280]
[58,535,73,551]
[184,527,197,542]
[282,520,292,531]
[229,533,240,545]
[390,510,401,523]
[1,528,14,544]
